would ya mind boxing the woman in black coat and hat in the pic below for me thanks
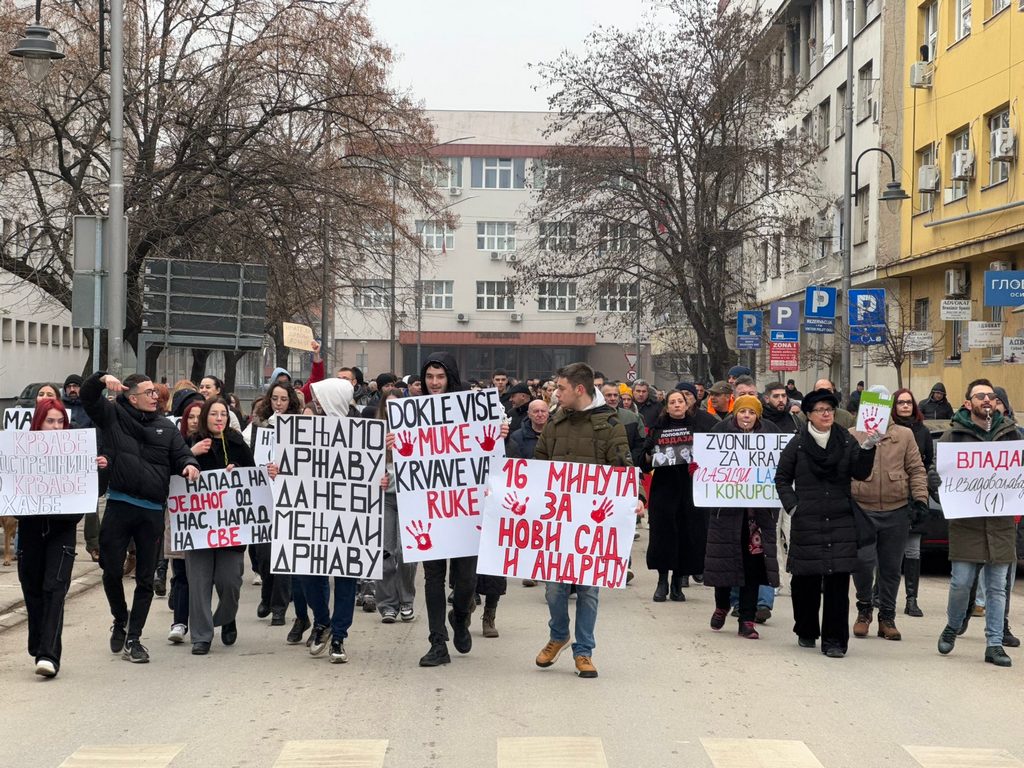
[704,395,781,640]
[775,388,879,657]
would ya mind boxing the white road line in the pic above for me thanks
[59,744,184,768]
[497,736,609,767]
[904,746,1024,768]
[701,738,827,768]
[273,739,389,768]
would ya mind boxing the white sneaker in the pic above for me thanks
[34,659,57,678]
[252,574,262,586]
[168,623,187,644]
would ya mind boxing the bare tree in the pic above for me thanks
[519,0,821,378]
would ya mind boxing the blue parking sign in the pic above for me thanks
[848,289,886,327]
[804,286,836,334]
[736,311,762,350]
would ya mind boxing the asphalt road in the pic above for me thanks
[2,534,1022,768]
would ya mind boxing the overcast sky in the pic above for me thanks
[364,1,654,112]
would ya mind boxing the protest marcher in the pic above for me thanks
[184,397,253,655]
[706,381,733,419]
[889,388,935,618]
[35,383,60,402]
[705,396,780,640]
[640,387,716,601]
[63,374,101,562]
[796,379,855,428]
[919,382,954,421]
[82,372,200,663]
[508,398,550,588]
[165,400,203,645]
[849,412,928,642]
[762,382,801,434]
[936,380,1019,667]
[504,383,532,435]
[375,391,417,625]
[534,363,638,678]
[727,366,751,387]
[785,380,804,401]
[846,381,865,414]
[198,376,242,431]
[493,369,511,409]
[15,399,104,678]
[775,388,879,658]
[602,382,647,466]
[632,379,661,429]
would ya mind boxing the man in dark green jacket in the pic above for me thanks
[533,363,639,679]
[936,378,1018,668]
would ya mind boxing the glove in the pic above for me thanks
[927,468,941,493]
[910,499,929,527]
[860,431,882,450]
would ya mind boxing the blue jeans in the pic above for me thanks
[947,561,1009,647]
[730,585,775,610]
[545,582,599,657]
[291,575,323,623]
[298,575,357,641]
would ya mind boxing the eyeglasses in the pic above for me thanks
[895,399,914,406]
[811,407,835,415]
[131,389,159,398]
[971,393,997,401]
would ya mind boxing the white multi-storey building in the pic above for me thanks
[333,110,655,385]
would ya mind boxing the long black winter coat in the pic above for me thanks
[774,425,876,576]
[702,418,780,588]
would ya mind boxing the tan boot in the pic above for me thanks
[877,618,902,641]
[853,610,872,638]
[482,606,498,638]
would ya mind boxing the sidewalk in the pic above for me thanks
[0,517,104,634]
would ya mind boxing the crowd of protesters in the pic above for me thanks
[4,347,1022,679]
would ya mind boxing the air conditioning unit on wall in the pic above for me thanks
[910,62,933,89]
[510,312,523,323]
[944,267,967,296]
[918,164,940,193]
[991,127,1016,162]
[952,149,975,181]
[456,312,470,324]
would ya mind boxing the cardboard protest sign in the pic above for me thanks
[282,322,315,351]
[476,458,639,588]
[167,467,274,551]
[387,389,506,562]
[0,428,98,515]
[271,414,386,578]
[936,441,1024,519]
[2,407,33,431]
[856,391,892,433]
[252,426,274,465]
[692,432,793,507]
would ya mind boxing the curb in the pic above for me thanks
[0,565,104,634]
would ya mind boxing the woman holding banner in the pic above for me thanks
[185,397,254,655]
[640,388,718,603]
[704,396,780,640]
[164,403,203,645]
[17,398,106,678]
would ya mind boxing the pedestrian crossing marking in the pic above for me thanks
[701,738,826,768]
[497,737,608,767]
[59,744,184,767]
[272,739,388,767]
[905,746,1024,768]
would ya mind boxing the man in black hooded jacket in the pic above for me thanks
[919,382,954,420]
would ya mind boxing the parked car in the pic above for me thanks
[921,419,951,556]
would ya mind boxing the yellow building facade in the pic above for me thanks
[894,0,1024,408]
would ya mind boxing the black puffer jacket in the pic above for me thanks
[702,417,780,588]
[81,373,198,505]
[774,424,876,576]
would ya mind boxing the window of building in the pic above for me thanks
[771,234,782,278]
[801,111,814,141]
[913,297,931,364]
[917,144,937,213]
[419,280,454,310]
[857,63,874,121]
[948,319,963,360]
[416,220,453,251]
[476,281,515,310]
[760,241,770,281]
[538,281,578,312]
[988,109,1011,185]
[470,157,527,189]
[538,221,577,252]
[992,0,1009,16]
[855,186,870,243]
[950,129,970,201]
[955,0,972,40]
[835,84,847,139]
[420,157,463,188]
[921,2,938,60]
[599,223,638,253]
[816,98,831,150]
[798,218,812,271]
[597,282,638,312]
[476,221,517,251]
[353,279,391,309]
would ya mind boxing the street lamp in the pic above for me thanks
[8,21,64,84]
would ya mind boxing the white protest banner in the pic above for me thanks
[271,414,386,578]
[388,388,506,562]
[282,322,315,350]
[1003,336,1024,364]
[936,441,1024,519]
[252,426,275,465]
[2,407,33,431]
[0,429,98,515]
[856,391,893,433]
[166,467,274,551]
[476,458,639,588]
[692,432,793,507]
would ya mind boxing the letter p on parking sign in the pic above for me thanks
[848,289,886,326]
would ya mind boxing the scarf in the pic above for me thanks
[802,425,846,480]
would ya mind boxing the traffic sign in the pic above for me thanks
[848,289,886,326]
[736,311,762,350]
[770,301,800,331]
[624,352,638,368]
[850,325,886,346]
[769,329,799,343]
[768,341,800,371]
[804,286,837,334]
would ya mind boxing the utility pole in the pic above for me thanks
[106,0,125,377]
[839,0,856,401]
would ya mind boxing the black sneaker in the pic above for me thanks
[122,639,150,663]
[938,625,958,655]
[286,617,310,645]
[308,624,331,656]
[110,623,127,654]
[985,646,1012,667]
[419,642,451,667]
[329,639,348,664]
[256,601,270,619]
[270,611,286,627]
[221,621,237,646]
[449,609,472,654]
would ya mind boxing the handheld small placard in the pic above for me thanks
[856,391,893,433]
[167,467,274,551]
[0,429,98,515]
[692,432,793,507]
[282,322,315,351]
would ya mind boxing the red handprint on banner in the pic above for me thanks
[591,498,614,524]
[476,425,498,452]
[861,406,882,431]
[395,432,416,457]
[405,520,433,551]
[502,492,530,516]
